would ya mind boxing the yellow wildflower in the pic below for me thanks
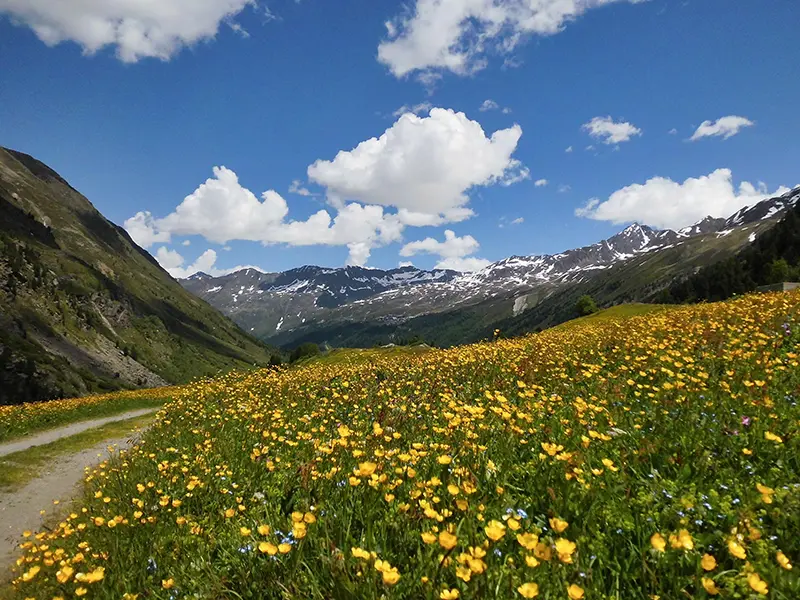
[439,530,458,550]
[728,539,747,560]
[517,582,539,598]
[650,533,666,552]
[701,554,717,571]
[485,520,506,541]
[748,573,768,595]
[567,584,585,599]
[701,578,720,595]
[549,517,569,533]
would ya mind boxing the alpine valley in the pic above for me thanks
[0,147,279,404]
[182,186,800,348]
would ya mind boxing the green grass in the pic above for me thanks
[0,412,158,491]
[553,303,668,330]
[293,345,432,367]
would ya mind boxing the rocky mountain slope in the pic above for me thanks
[183,187,800,347]
[0,147,277,404]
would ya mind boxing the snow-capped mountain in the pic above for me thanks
[181,187,800,341]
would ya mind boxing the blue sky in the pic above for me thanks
[1,0,798,276]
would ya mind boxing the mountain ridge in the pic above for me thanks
[182,186,799,344]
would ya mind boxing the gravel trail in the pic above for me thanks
[0,421,152,581]
[0,407,158,458]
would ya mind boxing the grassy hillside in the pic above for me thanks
[0,147,277,404]
[660,196,800,302]
[6,290,800,598]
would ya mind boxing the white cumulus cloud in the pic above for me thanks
[400,229,490,271]
[378,0,643,79]
[0,0,255,62]
[124,211,171,247]
[125,108,526,268]
[689,116,754,141]
[534,178,548,187]
[392,101,433,117]
[155,247,266,279]
[575,168,790,230]
[125,167,403,266]
[582,116,642,145]
[480,99,500,111]
[288,180,313,196]
[307,108,528,221]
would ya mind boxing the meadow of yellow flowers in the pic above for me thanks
[7,292,800,599]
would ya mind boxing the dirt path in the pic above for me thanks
[0,407,159,458]
[0,427,149,580]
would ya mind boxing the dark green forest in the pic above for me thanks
[658,202,800,303]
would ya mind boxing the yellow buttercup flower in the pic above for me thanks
[260,542,278,555]
[549,517,568,533]
[356,462,377,476]
[728,539,747,560]
[75,567,105,584]
[748,573,768,595]
[701,578,720,595]
[701,553,717,571]
[555,538,577,563]
[440,589,459,599]
[650,533,666,552]
[485,520,506,541]
[421,531,437,544]
[534,542,552,561]
[776,551,792,570]
[56,565,74,584]
[517,582,539,598]
[516,532,538,550]
[567,584,585,599]
[669,529,693,550]
[439,530,458,550]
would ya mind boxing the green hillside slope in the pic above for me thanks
[0,147,277,404]
[659,198,800,302]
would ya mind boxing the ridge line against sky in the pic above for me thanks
[1,0,798,276]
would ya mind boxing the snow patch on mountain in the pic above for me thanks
[180,188,799,339]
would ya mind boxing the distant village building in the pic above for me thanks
[756,282,800,293]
